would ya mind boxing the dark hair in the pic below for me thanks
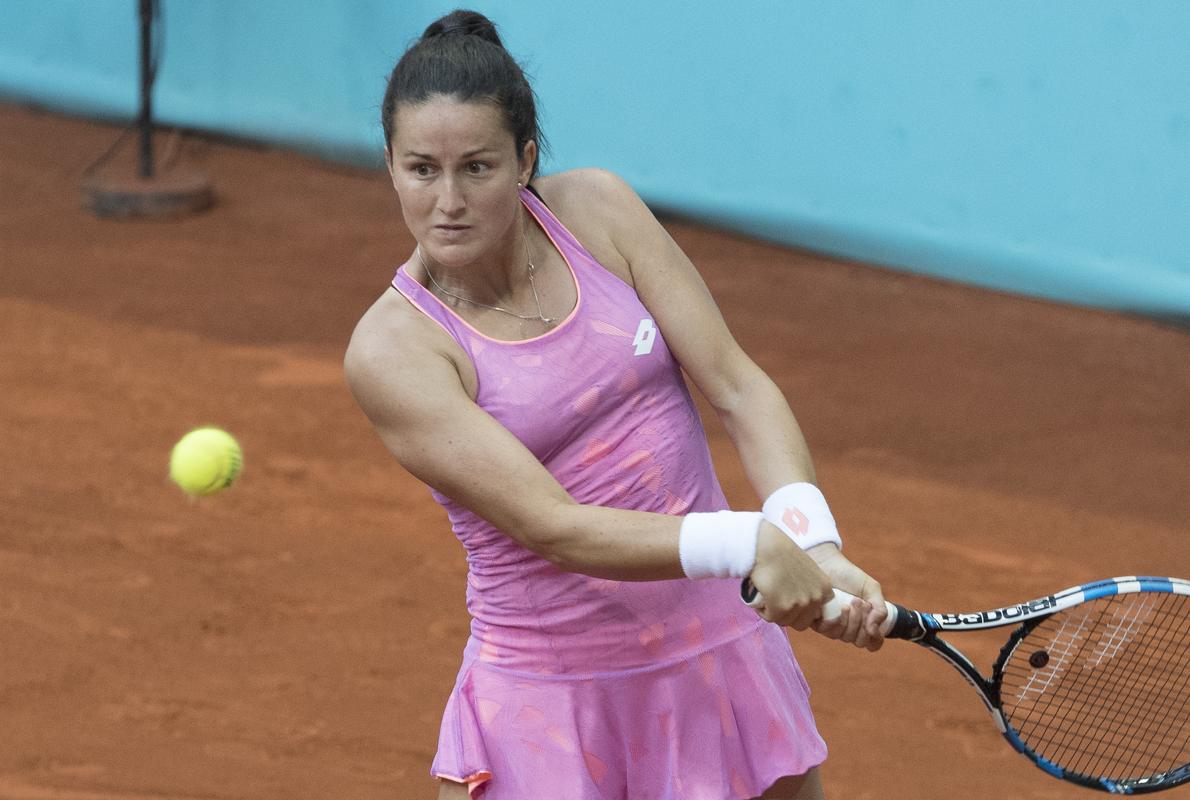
[381,10,544,179]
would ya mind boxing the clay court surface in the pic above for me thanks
[1,103,1186,800]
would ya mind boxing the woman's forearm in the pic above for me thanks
[528,501,687,580]
[715,368,818,500]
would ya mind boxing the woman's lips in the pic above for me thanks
[434,224,471,239]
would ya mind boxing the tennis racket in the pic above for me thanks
[741,575,1190,794]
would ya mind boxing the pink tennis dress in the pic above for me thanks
[390,187,826,799]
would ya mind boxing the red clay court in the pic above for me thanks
[1,104,1187,799]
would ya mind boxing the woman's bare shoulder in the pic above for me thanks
[347,289,419,357]
[535,168,640,219]
[344,288,473,402]
[533,169,644,286]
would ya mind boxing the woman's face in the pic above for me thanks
[387,95,535,269]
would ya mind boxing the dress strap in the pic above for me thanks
[519,185,601,270]
[391,263,474,345]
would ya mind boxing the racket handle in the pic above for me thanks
[740,579,899,637]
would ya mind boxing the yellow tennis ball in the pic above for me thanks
[169,427,243,496]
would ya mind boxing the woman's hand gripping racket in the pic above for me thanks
[743,575,1190,794]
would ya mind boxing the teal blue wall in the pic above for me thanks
[3,1,1188,319]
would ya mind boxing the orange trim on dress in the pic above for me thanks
[433,770,493,798]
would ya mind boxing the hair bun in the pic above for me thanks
[421,9,503,47]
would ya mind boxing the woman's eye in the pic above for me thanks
[467,162,489,174]
[412,164,433,178]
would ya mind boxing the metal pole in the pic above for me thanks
[137,0,154,178]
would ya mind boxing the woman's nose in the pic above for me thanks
[437,177,466,216]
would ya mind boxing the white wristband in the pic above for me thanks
[678,511,763,579]
[762,483,842,551]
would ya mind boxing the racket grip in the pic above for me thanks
[740,578,899,637]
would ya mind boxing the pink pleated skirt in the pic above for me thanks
[431,620,826,799]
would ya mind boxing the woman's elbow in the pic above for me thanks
[509,500,585,569]
[709,366,776,419]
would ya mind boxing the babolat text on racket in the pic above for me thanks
[741,575,1190,794]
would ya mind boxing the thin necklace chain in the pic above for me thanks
[417,228,554,325]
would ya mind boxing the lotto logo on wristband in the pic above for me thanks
[781,507,810,538]
[763,482,843,551]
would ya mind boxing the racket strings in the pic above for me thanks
[1008,614,1181,780]
[1040,596,1187,779]
[1050,599,1184,775]
[1087,597,1190,775]
[999,592,1189,783]
[1004,594,1188,779]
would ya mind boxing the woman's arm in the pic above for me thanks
[574,169,886,647]
[344,291,832,629]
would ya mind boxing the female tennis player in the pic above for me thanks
[345,10,887,799]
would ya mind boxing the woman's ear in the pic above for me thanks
[518,139,538,184]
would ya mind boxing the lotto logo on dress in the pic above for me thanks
[633,319,657,356]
